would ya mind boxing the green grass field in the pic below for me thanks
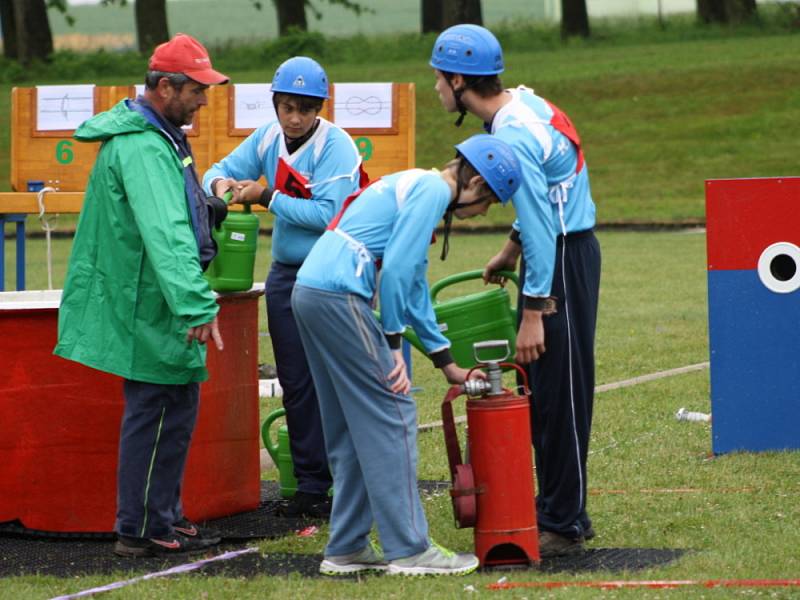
[4,230,800,598]
[2,16,800,599]
[2,27,799,225]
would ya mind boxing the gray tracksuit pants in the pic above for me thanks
[292,284,429,560]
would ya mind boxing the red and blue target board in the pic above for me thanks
[706,177,800,454]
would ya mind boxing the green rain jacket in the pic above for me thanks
[54,100,219,384]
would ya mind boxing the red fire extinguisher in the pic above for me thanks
[442,340,540,567]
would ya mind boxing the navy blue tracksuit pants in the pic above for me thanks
[519,229,601,538]
[116,380,199,538]
[266,261,332,495]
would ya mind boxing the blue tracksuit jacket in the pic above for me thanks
[296,169,452,355]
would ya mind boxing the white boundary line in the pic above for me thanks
[418,362,710,432]
[595,361,709,393]
[50,547,260,600]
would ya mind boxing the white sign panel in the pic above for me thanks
[36,85,95,131]
[234,84,276,130]
[333,83,393,129]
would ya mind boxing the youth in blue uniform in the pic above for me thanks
[431,25,602,557]
[292,135,521,576]
[203,57,361,517]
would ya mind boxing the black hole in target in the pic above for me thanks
[770,253,796,282]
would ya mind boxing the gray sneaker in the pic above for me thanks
[319,541,388,575]
[388,541,479,576]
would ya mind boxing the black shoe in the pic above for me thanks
[173,517,223,544]
[538,530,585,558]
[114,533,214,557]
[278,491,331,519]
[584,525,596,540]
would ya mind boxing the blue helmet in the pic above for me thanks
[430,24,504,76]
[271,56,329,99]
[455,134,521,204]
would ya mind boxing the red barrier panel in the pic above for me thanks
[0,289,261,532]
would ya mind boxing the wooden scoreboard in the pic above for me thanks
[5,81,416,208]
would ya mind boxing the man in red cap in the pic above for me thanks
[55,34,229,557]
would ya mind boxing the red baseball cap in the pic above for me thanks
[149,33,229,85]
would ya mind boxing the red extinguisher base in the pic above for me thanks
[476,528,540,567]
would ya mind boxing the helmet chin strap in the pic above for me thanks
[446,78,469,127]
[440,160,465,260]
[441,160,493,260]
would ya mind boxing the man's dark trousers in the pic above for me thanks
[518,229,601,539]
[266,261,332,496]
[116,380,200,538]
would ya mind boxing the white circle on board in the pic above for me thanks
[757,242,800,294]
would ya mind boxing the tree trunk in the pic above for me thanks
[421,0,442,33]
[423,0,482,32]
[697,0,758,23]
[456,0,483,25]
[0,0,18,60]
[10,0,52,64]
[441,0,483,28]
[561,0,590,38]
[135,0,169,56]
[273,0,307,35]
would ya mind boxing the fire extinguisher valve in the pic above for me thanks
[465,340,510,397]
[463,378,491,397]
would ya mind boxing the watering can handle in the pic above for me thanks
[429,269,518,303]
[260,408,286,464]
[222,189,253,214]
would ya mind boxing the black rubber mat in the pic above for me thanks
[0,539,685,578]
[0,479,685,579]
[0,480,450,542]
[197,548,687,578]
[0,537,685,577]
[0,481,311,542]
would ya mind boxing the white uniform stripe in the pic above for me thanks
[395,169,428,210]
[256,122,282,160]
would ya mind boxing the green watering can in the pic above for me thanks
[403,269,518,368]
[261,408,297,499]
[205,192,260,293]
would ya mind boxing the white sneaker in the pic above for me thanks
[319,541,388,575]
[388,540,479,576]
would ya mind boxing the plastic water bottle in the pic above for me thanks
[675,407,711,422]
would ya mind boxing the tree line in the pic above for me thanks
[1,0,759,65]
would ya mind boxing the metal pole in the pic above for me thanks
[14,215,25,290]
[0,215,6,292]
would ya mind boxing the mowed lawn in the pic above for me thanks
[2,32,800,225]
[4,230,800,598]
[2,23,800,600]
